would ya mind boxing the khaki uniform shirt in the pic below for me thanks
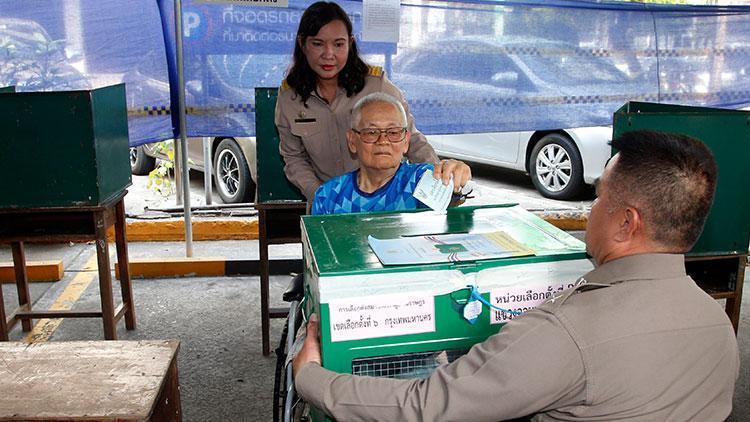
[296,253,740,421]
[275,67,439,201]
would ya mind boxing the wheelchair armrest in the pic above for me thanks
[282,273,305,303]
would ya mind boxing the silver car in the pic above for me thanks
[392,36,636,199]
[129,136,257,204]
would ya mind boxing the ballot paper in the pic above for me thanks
[368,231,534,266]
[413,169,453,212]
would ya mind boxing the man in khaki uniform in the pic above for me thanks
[275,66,439,201]
[293,130,740,421]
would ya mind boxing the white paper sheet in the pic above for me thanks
[368,231,534,266]
[413,169,453,212]
[363,0,400,43]
[328,293,435,342]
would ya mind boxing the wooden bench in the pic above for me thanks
[0,340,181,421]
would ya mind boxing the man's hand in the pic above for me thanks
[293,313,322,375]
[433,159,472,192]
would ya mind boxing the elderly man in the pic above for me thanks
[294,130,740,420]
[311,92,471,215]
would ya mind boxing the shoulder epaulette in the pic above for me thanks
[547,278,610,309]
[280,79,290,90]
[367,65,383,77]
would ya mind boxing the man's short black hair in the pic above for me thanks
[609,130,718,252]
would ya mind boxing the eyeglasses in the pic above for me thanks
[352,127,407,144]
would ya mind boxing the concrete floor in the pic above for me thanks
[1,239,748,421]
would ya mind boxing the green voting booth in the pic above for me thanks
[613,101,750,330]
[0,84,131,208]
[301,204,593,421]
[255,87,306,355]
[0,84,135,340]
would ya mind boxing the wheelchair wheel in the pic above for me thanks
[273,304,305,422]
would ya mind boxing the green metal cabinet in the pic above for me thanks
[0,84,131,208]
[613,102,750,256]
[301,204,592,421]
[254,87,305,203]
[613,101,749,330]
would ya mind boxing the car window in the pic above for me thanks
[397,46,524,88]
[521,51,626,85]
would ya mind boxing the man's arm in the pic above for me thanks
[294,311,586,421]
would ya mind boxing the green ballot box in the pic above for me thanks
[0,84,131,209]
[301,204,592,420]
[613,101,750,330]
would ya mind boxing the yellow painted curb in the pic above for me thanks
[0,260,63,283]
[115,257,226,279]
[537,211,588,231]
[543,217,588,231]
[100,213,584,243]
[107,218,259,242]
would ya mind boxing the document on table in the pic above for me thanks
[413,169,453,212]
[368,231,534,266]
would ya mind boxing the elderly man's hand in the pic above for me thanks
[433,159,472,192]
[293,313,322,375]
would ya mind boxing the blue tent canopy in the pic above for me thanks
[2,0,749,146]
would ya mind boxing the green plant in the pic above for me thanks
[146,140,175,196]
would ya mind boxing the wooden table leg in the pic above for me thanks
[95,211,117,340]
[259,209,271,356]
[725,256,746,334]
[115,199,136,330]
[0,273,7,341]
[11,242,32,332]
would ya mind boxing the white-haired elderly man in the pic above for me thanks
[311,92,472,215]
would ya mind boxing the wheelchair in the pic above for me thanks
[272,274,309,422]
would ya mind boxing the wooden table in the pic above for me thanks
[0,340,181,421]
[686,253,746,333]
[0,191,135,340]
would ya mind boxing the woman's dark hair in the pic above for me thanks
[286,1,368,105]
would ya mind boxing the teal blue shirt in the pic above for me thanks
[311,162,432,215]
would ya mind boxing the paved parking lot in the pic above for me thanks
[3,168,748,422]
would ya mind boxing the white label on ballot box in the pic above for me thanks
[489,282,576,324]
[328,293,435,342]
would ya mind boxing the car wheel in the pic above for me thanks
[213,138,255,204]
[129,146,156,175]
[529,133,584,200]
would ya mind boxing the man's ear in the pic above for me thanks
[346,129,358,154]
[615,207,642,242]
[401,131,411,155]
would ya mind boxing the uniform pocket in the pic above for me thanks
[291,120,322,138]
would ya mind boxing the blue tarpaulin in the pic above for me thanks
[2,0,750,146]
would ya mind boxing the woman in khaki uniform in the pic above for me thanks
[275,1,469,201]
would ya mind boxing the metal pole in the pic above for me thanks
[174,140,183,205]
[174,0,193,257]
[203,137,213,205]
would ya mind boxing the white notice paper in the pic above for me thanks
[328,293,435,342]
[413,169,453,212]
[363,0,400,43]
[489,282,576,324]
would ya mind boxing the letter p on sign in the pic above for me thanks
[184,12,201,38]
